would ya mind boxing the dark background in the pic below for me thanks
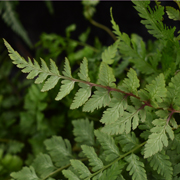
[1,1,179,57]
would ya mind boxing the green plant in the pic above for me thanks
[3,0,180,179]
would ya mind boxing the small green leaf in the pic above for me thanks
[166,6,180,21]
[72,119,94,146]
[100,92,126,124]
[32,153,56,179]
[98,62,116,87]
[70,83,91,109]
[50,59,60,75]
[41,76,60,92]
[81,145,103,172]
[70,159,91,179]
[63,58,72,77]
[101,40,119,65]
[44,136,73,167]
[147,151,173,180]
[125,154,147,180]
[55,80,75,101]
[145,73,167,104]
[78,57,90,81]
[62,170,80,180]
[119,68,140,95]
[83,87,110,112]
[95,130,120,162]
[116,132,140,152]
[11,166,40,180]
[35,73,49,84]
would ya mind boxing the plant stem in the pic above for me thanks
[89,18,117,41]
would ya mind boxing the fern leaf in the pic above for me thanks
[101,40,119,65]
[11,166,40,180]
[147,151,173,180]
[81,145,103,172]
[174,163,180,177]
[31,153,56,179]
[40,58,50,72]
[171,133,180,154]
[99,161,126,180]
[119,68,140,95]
[35,72,49,84]
[145,73,166,106]
[62,169,80,180]
[44,136,73,167]
[72,119,94,146]
[164,72,180,108]
[144,119,174,158]
[78,57,90,81]
[55,80,75,101]
[63,57,72,77]
[116,132,140,152]
[1,2,32,47]
[101,106,140,135]
[41,76,60,92]
[4,39,28,66]
[166,6,180,21]
[110,7,121,37]
[98,62,116,87]
[50,59,60,75]
[83,87,111,112]
[100,92,127,124]
[70,83,91,109]
[70,159,91,179]
[125,154,147,180]
[95,130,121,162]
[132,0,175,39]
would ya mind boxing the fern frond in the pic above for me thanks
[101,40,119,65]
[132,0,176,40]
[110,7,121,37]
[171,133,180,154]
[94,130,121,162]
[166,6,180,21]
[119,68,140,96]
[125,153,147,180]
[99,161,126,180]
[162,72,180,109]
[144,118,174,158]
[11,166,39,180]
[116,132,140,153]
[72,119,95,146]
[1,2,32,47]
[44,136,73,167]
[100,91,127,124]
[144,73,167,107]
[81,145,104,172]
[31,153,56,179]
[110,9,155,75]
[147,150,173,180]
[83,87,111,112]
[101,106,141,135]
